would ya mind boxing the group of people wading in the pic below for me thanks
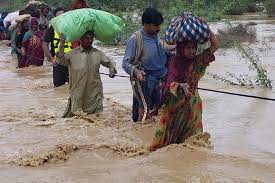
[1,1,218,151]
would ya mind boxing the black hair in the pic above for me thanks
[81,31,94,38]
[1,11,8,19]
[30,9,40,18]
[41,3,51,11]
[26,4,39,12]
[19,9,28,15]
[20,18,29,28]
[142,7,164,25]
[53,6,66,16]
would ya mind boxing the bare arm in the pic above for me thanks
[101,54,116,69]
[42,42,55,64]
[209,30,218,54]
[196,29,217,66]
[100,53,117,78]
[198,16,218,54]
[56,35,70,66]
[41,15,49,27]
[21,47,26,56]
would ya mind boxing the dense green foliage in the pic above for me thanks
[265,0,275,16]
[211,22,272,88]
[1,0,274,16]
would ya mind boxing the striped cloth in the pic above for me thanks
[165,13,210,45]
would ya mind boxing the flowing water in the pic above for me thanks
[0,17,275,182]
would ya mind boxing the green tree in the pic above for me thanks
[265,0,275,16]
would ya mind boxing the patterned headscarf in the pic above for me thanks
[28,17,39,29]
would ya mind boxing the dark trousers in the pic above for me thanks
[16,52,22,67]
[53,64,69,87]
[132,76,162,122]
[132,96,140,122]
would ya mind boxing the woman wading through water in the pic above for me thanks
[149,27,218,151]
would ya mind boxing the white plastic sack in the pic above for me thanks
[4,11,19,27]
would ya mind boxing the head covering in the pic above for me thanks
[161,40,198,100]
[30,9,40,19]
[20,18,30,33]
[28,17,39,29]
[41,3,51,11]
[23,17,39,41]
[16,14,31,22]
[71,0,88,10]
[176,40,197,56]
[53,6,66,16]
[171,41,195,80]
[174,40,197,65]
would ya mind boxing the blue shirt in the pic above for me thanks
[122,28,168,78]
[0,18,5,31]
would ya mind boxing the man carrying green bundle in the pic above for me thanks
[56,31,117,117]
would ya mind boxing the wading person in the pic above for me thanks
[0,12,8,40]
[56,31,117,117]
[39,3,51,31]
[122,7,169,122]
[19,17,44,68]
[15,18,29,66]
[43,7,70,87]
[148,28,218,151]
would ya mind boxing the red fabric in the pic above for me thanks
[161,57,193,104]
[72,41,80,48]
[71,0,88,10]
[160,41,198,102]
[19,30,44,68]
[163,42,195,91]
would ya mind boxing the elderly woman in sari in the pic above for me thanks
[19,17,44,68]
[149,28,218,151]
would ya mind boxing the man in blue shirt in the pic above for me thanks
[122,7,168,122]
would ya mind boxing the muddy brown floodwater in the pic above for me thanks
[0,17,275,183]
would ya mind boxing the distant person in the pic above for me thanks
[39,3,52,31]
[43,7,70,87]
[0,12,8,40]
[19,17,44,68]
[71,0,89,10]
[30,9,40,19]
[15,18,30,66]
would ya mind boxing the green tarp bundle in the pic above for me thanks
[50,8,125,42]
